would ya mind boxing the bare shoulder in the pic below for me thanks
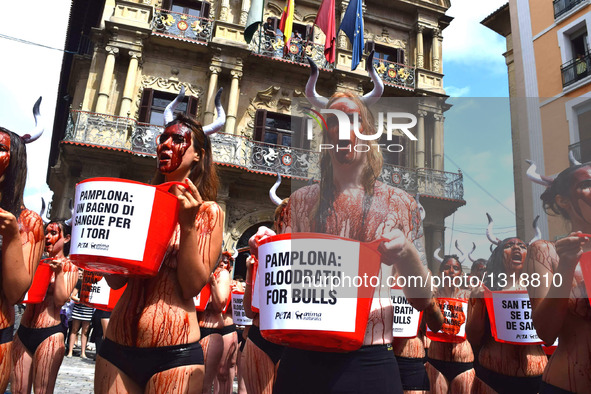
[527,240,557,271]
[289,183,320,205]
[19,208,44,238]
[196,202,224,233]
[199,201,222,215]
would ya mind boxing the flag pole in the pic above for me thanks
[258,0,264,54]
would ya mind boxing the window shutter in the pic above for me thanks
[138,88,153,123]
[254,109,267,141]
[187,96,199,118]
[162,0,172,10]
[201,1,211,18]
[305,25,313,41]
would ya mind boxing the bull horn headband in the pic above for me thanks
[467,242,477,263]
[270,173,283,206]
[569,151,582,166]
[433,242,444,264]
[486,213,501,246]
[164,86,226,135]
[305,50,384,108]
[416,193,426,221]
[529,215,542,244]
[525,159,554,187]
[19,97,44,144]
[40,197,49,225]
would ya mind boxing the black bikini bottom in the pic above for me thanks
[17,324,64,355]
[426,357,473,382]
[474,362,542,394]
[539,381,576,394]
[98,337,204,388]
[273,345,403,394]
[396,355,430,391]
[247,324,284,365]
[0,325,14,345]
[201,324,238,339]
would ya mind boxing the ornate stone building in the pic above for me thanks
[48,0,463,274]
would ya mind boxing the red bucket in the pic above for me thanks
[69,178,184,276]
[426,298,468,343]
[251,257,260,314]
[483,288,542,345]
[194,284,211,312]
[80,270,126,311]
[256,233,383,352]
[579,251,591,304]
[22,260,53,304]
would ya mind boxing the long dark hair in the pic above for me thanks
[152,114,219,201]
[46,220,72,256]
[540,163,590,220]
[0,128,27,217]
[439,254,462,276]
[484,238,523,290]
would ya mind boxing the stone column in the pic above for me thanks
[226,70,243,134]
[220,0,230,22]
[433,114,444,171]
[204,65,222,124]
[415,110,427,168]
[95,46,119,113]
[119,51,141,117]
[437,31,443,73]
[416,25,424,69]
[432,28,440,72]
[240,0,250,25]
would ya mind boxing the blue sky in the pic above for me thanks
[0,0,516,267]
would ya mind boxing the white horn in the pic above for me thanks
[269,173,283,206]
[468,242,477,263]
[569,151,582,166]
[360,51,384,106]
[22,97,44,144]
[163,86,185,125]
[486,213,501,246]
[305,57,329,108]
[525,159,553,187]
[433,242,444,264]
[529,215,542,244]
[203,88,226,135]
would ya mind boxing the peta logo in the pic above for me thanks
[295,311,303,319]
[274,311,292,320]
[305,109,417,153]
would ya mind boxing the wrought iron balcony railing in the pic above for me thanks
[373,58,416,91]
[554,0,586,19]
[249,27,333,70]
[64,110,464,201]
[152,8,213,44]
[561,52,591,87]
[568,138,591,164]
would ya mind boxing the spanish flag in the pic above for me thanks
[279,0,295,48]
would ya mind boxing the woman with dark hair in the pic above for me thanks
[525,159,591,393]
[0,99,46,392]
[467,218,547,393]
[12,220,78,392]
[426,255,475,393]
[95,88,225,393]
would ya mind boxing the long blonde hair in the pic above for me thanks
[311,92,383,235]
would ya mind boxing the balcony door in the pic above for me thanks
[163,0,210,18]
[138,88,198,125]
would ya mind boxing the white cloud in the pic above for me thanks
[444,85,471,97]
[442,0,509,72]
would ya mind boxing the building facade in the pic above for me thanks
[483,0,591,241]
[48,0,464,273]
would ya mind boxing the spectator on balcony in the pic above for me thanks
[263,18,277,41]
[576,53,587,76]
[0,99,45,393]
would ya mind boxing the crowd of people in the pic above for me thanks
[0,55,590,394]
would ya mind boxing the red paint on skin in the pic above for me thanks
[44,222,62,254]
[157,122,191,173]
[0,132,10,176]
[441,258,462,279]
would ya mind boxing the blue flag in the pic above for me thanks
[339,0,364,70]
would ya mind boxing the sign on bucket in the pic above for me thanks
[69,178,184,276]
[426,298,468,343]
[256,233,383,352]
[391,287,422,338]
[232,290,253,326]
[80,270,126,311]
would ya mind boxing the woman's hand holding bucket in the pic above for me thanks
[378,228,416,265]
[176,178,203,229]
[248,226,276,256]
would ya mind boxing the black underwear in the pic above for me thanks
[0,325,14,345]
[395,355,430,391]
[426,357,473,382]
[200,327,222,339]
[94,309,112,320]
[98,337,204,388]
[474,362,542,394]
[539,381,576,394]
[247,325,284,365]
[237,328,245,352]
[216,324,236,336]
[17,324,64,355]
[274,345,403,394]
